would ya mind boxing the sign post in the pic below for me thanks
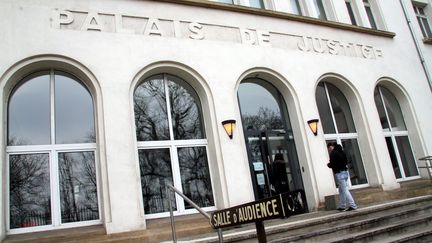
[209,190,307,241]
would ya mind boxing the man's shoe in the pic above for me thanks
[345,207,356,211]
[336,208,345,211]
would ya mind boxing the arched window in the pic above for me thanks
[315,82,368,186]
[7,70,99,232]
[134,74,214,217]
[374,86,418,179]
[238,79,304,200]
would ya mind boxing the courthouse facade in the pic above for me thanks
[1,0,432,238]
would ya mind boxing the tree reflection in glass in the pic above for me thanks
[59,152,99,223]
[9,154,51,228]
[134,75,170,141]
[168,76,205,140]
[178,147,214,209]
[55,72,95,144]
[138,149,175,214]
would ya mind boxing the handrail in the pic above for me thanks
[166,184,223,243]
[418,156,432,181]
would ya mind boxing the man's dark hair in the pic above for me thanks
[327,142,337,148]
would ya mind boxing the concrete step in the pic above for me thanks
[182,195,432,243]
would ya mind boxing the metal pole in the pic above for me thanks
[255,221,267,243]
[167,186,177,243]
[217,228,224,243]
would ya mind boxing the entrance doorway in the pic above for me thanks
[238,79,304,200]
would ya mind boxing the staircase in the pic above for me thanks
[3,179,432,243]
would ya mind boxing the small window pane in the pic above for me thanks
[238,81,285,131]
[385,137,402,179]
[8,72,50,145]
[316,83,336,134]
[217,0,233,3]
[249,0,264,9]
[341,139,368,185]
[396,136,418,177]
[134,75,170,141]
[380,87,406,131]
[178,147,214,209]
[138,149,175,214]
[421,18,432,37]
[290,0,302,15]
[55,72,95,144]
[365,6,377,29]
[168,75,205,140]
[346,1,357,25]
[313,0,327,20]
[327,84,356,133]
[374,87,390,130]
[9,153,51,229]
[59,152,99,223]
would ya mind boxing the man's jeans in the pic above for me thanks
[335,171,357,209]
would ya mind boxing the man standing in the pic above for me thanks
[327,142,357,211]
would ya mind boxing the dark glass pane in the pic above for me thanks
[138,149,175,214]
[168,75,205,140]
[59,152,99,223]
[239,79,304,199]
[55,72,95,144]
[316,83,336,134]
[385,137,402,179]
[178,147,214,209]
[380,87,406,131]
[418,16,428,38]
[9,153,51,228]
[291,0,302,15]
[421,18,432,38]
[396,136,419,177]
[238,81,284,131]
[341,139,368,185]
[346,1,357,25]
[374,87,390,130]
[365,6,377,29]
[313,0,327,20]
[8,72,50,145]
[249,0,264,8]
[134,75,170,141]
[327,83,356,133]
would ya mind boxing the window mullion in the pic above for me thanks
[391,136,406,178]
[164,74,175,141]
[379,87,393,132]
[50,150,61,226]
[324,82,339,134]
[50,70,56,145]
[170,146,185,212]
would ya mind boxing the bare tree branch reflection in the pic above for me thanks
[243,107,284,131]
[138,149,175,214]
[59,152,99,223]
[134,78,169,141]
[178,147,214,209]
[10,153,51,228]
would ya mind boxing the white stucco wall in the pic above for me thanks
[1,0,432,237]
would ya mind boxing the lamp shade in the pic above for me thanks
[222,120,236,139]
[307,119,319,136]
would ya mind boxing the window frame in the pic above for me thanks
[6,69,101,234]
[413,3,432,38]
[318,82,369,189]
[134,73,216,219]
[375,86,420,180]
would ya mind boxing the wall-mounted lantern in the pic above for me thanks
[307,119,319,136]
[222,120,236,139]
